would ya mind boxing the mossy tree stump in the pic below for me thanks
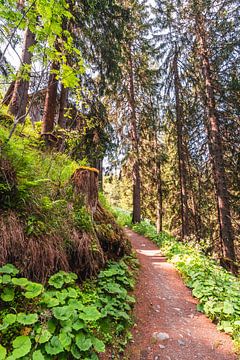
[71,166,99,213]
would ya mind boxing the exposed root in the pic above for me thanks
[67,230,105,280]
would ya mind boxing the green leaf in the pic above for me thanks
[218,320,233,333]
[35,329,52,344]
[48,271,77,289]
[68,288,78,298]
[71,344,81,359]
[45,336,64,355]
[17,313,38,325]
[32,350,45,360]
[79,306,102,321]
[2,275,12,284]
[1,287,15,302]
[24,283,43,298]
[0,264,19,275]
[53,306,73,321]
[12,278,29,287]
[3,313,17,326]
[223,301,234,314]
[12,336,31,358]
[91,337,105,353]
[59,332,72,349]
[72,319,85,331]
[47,319,57,334]
[0,345,6,360]
[75,332,92,351]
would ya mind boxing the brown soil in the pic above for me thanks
[124,229,238,360]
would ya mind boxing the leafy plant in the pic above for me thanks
[0,256,137,359]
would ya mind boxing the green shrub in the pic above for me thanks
[112,208,132,228]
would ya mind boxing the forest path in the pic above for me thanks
[124,229,238,360]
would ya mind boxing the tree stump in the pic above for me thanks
[71,166,99,213]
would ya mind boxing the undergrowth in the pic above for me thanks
[0,256,138,359]
[115,214,240,352]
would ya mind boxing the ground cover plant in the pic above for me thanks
[115,215,240,351]
[0,256,137,359]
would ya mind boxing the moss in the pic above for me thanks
[79,165,99,174]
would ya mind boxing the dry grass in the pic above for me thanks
[0,204,130,283]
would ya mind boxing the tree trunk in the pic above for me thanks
[41,61,59,134]
[8,27,35,122]
[72,167,99,214]
[2,81,15,106]
[156,159,163,233]
[173,47,190,239]
[58,83,68,128]
[196,15,236,269]
[128,47,141,223]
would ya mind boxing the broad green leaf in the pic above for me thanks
[75,332,92,351]
[17,313,38,325]
[47,319,57,333]
[12,278,29,286]
[68,288,78,298]
[2,275,12,284]
[59,332,72,349]
[72,319,84,331]
[223,301,234,314]
[24,283,43,298]
[32,350,45,360]
[68,299,84,311]
[91,337,105,353]
[35,329,52,344]
[48,271,77,289]
[1,287,15,302]
[0,345,6,360]
[3,313,17,326]
[0,264,19,275]
[53,306,73,320]
[45,336,64,355]
[79,306,102,321]
[71,344,81,359]
[12,336,31,358]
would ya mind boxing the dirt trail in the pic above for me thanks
[124,229,238,360]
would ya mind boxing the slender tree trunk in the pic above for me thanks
[156,159,163,233]
[128,48,141,223]
[41,61,59,134]
[186,148,201,240]
[58,84,68,128]
[173,47,190,239]
[196,15,236,269]
[8,27,35,122]
[2,81,15,106]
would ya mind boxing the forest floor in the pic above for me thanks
[124,229,238,360]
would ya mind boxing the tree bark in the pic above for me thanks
[8,27,35,122]
[156,158,163,233]
[72,167,99,214]
[196,15,236,268]
[58,82,68,128]
[41,61,59,134]
[128,48,141,223]
[173,47,190,239]
[2,81,15,106]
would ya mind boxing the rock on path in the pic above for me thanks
[124,229,238,360]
